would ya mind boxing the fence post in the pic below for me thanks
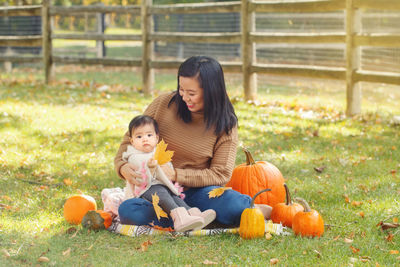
[141,0,154,95]
[345,0,361,116]
[4,47,13,73]
[96,4,106,58]
[241,0,257,101]
[42,0,53,84]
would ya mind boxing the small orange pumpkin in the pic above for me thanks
[239,188,271,239]
[270,184,304,228]
[82,210,112,230]
[292,198,324,237]
[226,148,286,207]
[63,194,97,225]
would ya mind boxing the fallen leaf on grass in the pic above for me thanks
[313,250,322,258]
[350,246,360,254]
[208,187,231,198]
[0,203,13,210]
[203,259,218,265]
[2,249,10,257]
[393,217,399,223]
[359,211,365,218]
[270,258,279,265]
[63,178,72,186]
[37,256,50,262]
[381,223,399,231]
[344,238,353,243]
[347,232,356,239]
[385,233,394,242]
[390,250,399,255]
[1,195,11,201]
[359,256,371,262]
[140,240,153,252]
[351,201,363,207]
[314,166,325,173]
[152,193,168,221]
[62,248,71,256]
[15,173,25,179]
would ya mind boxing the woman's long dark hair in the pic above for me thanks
[168,56,237,136]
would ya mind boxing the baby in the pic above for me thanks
[122,115,216,232]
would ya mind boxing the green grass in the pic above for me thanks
[1,68,400,266]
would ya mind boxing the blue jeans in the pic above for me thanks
[118,186,252,227]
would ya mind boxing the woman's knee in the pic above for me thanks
[118,198,173,227]
[215,190,251,225]
[185,186,251,226]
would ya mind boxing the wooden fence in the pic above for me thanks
[1,0,400,116]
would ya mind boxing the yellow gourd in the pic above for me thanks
[239,188,271,239]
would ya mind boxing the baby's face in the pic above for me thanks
[130,123,159,153]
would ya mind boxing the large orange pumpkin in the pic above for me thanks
[63,194,97,225]
[226,148,286,207]
[270,184,304,228]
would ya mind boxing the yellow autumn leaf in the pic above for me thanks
[63,178,72,186]
[208,187,231,198]
[152,193,168,220]
[153,139,174,165]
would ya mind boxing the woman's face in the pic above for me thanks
[178,76,204,113]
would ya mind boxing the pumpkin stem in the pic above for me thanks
[243,147,256,165]
[294,197,311,212]
[284,184,291,206]
[250,188,271,207]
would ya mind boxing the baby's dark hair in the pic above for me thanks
[128,115,159,137]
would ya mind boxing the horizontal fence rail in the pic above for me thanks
[0,5,41,16]
[49,5,141,15]
[0,36,42,47]
[149,1,241,14]
[2,0,400,116]
[150,32,242,43]
[52,33,142,41]
[249,0,346,13]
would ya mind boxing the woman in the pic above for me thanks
[115,56,271,228]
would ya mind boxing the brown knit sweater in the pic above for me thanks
[114,92,238,188]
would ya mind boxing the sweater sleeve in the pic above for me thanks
[114,130,131,179]
[175,126,238,187]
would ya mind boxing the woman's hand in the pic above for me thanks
[160,164,177,182]
[120,163,142,186]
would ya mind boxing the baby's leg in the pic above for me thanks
[141,184,179,214]
[141,185,203,231]
[171,194,191,210]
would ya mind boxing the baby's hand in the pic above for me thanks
[147,159,157,173]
